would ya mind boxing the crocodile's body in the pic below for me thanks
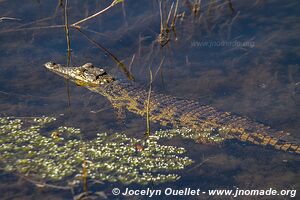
[44,62,300,154]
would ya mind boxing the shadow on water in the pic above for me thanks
[0,0,300,199]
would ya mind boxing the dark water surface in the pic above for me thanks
[0,0,300,199]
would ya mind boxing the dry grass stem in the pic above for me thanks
[63,0,72,107]
[145,68,153,137]
[0,25,65,34]
[128,53,136,72]
[0,16,21,22]
[154,56,165,80]
[71,0,123,27]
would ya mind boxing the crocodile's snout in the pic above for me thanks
[44,62,59,69]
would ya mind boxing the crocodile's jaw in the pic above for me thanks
[44,62,115,87]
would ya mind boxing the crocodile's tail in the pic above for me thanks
[234,130,300,154]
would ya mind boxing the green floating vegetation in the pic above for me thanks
[156,127,225,143]
[0,116,193,186]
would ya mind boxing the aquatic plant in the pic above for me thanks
[0,116,193,186]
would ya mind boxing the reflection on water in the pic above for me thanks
[0,0,299,199]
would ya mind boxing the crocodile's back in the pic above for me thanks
[155,92,300,153]
[99,81,300,154]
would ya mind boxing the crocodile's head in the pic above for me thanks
[44,62,115,87]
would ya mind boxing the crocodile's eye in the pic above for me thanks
[82,63,94,69]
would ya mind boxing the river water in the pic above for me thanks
[0,0,299,199]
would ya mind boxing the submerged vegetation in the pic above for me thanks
[0,116,193,186]
[0,0,300,199]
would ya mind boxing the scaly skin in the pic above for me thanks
[44,62,300,154]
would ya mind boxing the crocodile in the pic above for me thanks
[44,62,300,154]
